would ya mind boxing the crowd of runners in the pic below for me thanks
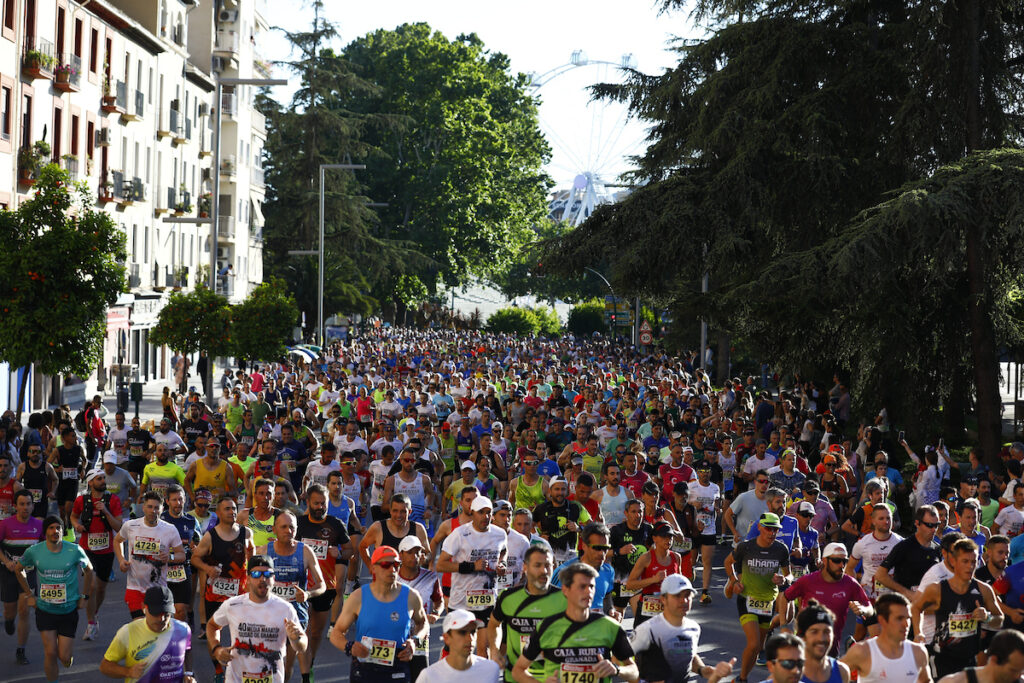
[2,328,1024,683]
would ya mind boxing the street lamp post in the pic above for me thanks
[316,163,364,346]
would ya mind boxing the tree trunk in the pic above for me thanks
[961,0,1002,468]
[14,366,29,424]
[717,335,731,386]
[943,370,968,444]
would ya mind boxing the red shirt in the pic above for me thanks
[621,469,650,499]
[659,463,695,502]
[72,492,123,555]
[569,494,601,521]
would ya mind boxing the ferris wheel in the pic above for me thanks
[528,51,644,227]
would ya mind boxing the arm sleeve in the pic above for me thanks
[611,624,635,662]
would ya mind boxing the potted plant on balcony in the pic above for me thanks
[17,140,50,182]
[98,177,114,201]
[101,64,116,108]
[174,183,192,215]
[198,192,212,218]
[173,266,188,290]
[23,49,54,77]
[55,61,76,85]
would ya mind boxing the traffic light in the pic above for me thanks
[610,313,616,325]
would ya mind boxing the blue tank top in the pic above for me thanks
[267,541,309,624]
[801,656,843,683]
[353,583,412,654]
[328,495,353,526]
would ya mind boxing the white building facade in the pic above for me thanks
[0,0,270,413]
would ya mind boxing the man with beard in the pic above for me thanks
[0,489,42,665]
[51,427,85,532]
[395,535,442,681]
[161,484,201,624]
[532,477,591,565]
[114,490,185,619]
[976,535,1014,657]
[70,468,124,641]
[141,442,187,502]
[797,602,851,683]
[778,543,871,655]
[178,404,210,455]
[296,483,352,676]
[123,415,153,479]
[16,442,58,520]
[488,545,565,683]
[152,417,188,460]
[209,554,308,683]
[610,499,653,613]
[629,573,736,683]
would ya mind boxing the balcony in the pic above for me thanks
[198,119,213,157]
[170,109,185,143]
[128,263,141,288]
[174,190,192,215]
[61,155,79,182]
[98,172,116,202]
[213,30,238,57]
[184,118,192,142]
[251,166,265,188]
[101,81,127,114]
[122,89,144,122]
[220,155,236,179]
[254,55,273,78]
[21,38,55,80]
[221,92,237,120]
[54,54,81,92]
[252,109,266,136]
[217,215,235,239]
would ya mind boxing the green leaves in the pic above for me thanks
[150,286,232,358]
[486,306,561,336]
[0,165,126,380]
[231,277,300,362]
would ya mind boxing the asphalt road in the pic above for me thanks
[1,543,856,682]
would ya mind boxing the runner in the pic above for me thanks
[841,593,931,683]
[689,461,721,604]
[796,602,851,683]
[260,511,325,683]
[51,427,86,533]
[15,515,93,683]
[873,505,941,605]
[161,484,200,623]
[437,495,508,654]
[935,630,1024,683]
[610,498,653,614]
[912,537,1002,678]
[532,477,591,565]
[508,452,549,512]
[114,491,185,619]
[551,522,617,615]
[762,633,805,683]
[629,573,736,683]
[417,609,502,682]
[330,545,429,683]
[208,554,308,683]
[0,488,41,664]
[625,521,682,627]
[725,470,770,543]
[976,535,1011,659]
[396,536,443,681]
[488,544,565,683]
[492,499,531,594]
[361,493,431,568]
[99,585,194,683]
[15,443,58,520]
[140,443,186,502]
[236,477,279,549]
[71,468,124,641]
[849,503,904,639]
[184,441,237,503]
[725,512,792,683]
[511,562,639,683]
[383,447,435,526]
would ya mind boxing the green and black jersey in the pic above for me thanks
[522,611,634,683]
[492,584,567,682]
[732,538,790,601]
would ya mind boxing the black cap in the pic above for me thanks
[801,480,820,493]
[144,586,174,614]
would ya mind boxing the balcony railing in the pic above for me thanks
[221,92,237,119]
[217,215,235,239]
[129,263,141,288]
[252,109,266,136]
[251,166,265,187]
[22,37,55,79]
[61,155,79,181]
[169,108,181,135]
[220,155,236,178]
[167,186,175,211]
[214,30,238,56]
[115,81,127,111]
[54,53,81,91]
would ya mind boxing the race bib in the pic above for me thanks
[166,565,187,583]
[133,537,160,557]
[39,583,66,604]
[494,570,513,591]
[363,637,397,666]
[242,673,272,683]
[271,582,298,601]
[283,460,296,473]
[641,595,664,617]
[29,489,42,503]
[792,565,806,578]
[671,537,692,553]
[210,576,240,597]
[302,538,328,561]
[87,533,110,552]
[560,663,598,683]
[746,596,774,616]
[948,612,977,638]
[130,446,143,456]
[62,468,78,480]
[619,584,640,598]
[414,635,428,658]
[465,589,495,611]
[697,512,713,530]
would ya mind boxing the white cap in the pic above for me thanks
[797,501,815,515]
[470,496,493,512]
[493,422,503,431]
[398,536,424,553]
[443,609,479,632]
[823,542,849,559]
[460,460,476,471]
[85,469,104,484]
[102,450,118,464]
[661,574,695,595]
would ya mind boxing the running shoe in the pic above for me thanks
[700,590,712,605]
[83,620,99,641]
[15,648,28,665]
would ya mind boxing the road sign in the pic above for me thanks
[639,320,652,333]
[639,319,653,345]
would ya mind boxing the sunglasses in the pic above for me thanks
[248,570,274,579]
[377,561,399,570]
[772,659,805,670]
[340,461,356,466]
[826,463,836,467]
[756,479,769,485]
[523,461,539,467]
[196,503,210,508]
[590,544,612,551]
[826,557,845,564]
[920,521,940,529]
[798,512,814,518]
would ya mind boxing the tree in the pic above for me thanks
[530,306,562,337]
[567,300,609,337]
[342,23,551,297]
[150,285,232,359]
[231,277,300,363]
[549,0,1024,460]
[0,165,126,421]
[486,307,539,335]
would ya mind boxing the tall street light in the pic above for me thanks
[316,163,364,346]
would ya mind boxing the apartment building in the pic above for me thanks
[0,0,270,413]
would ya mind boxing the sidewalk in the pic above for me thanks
[100,376,185,424]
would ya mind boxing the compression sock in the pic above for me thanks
[302,674,312,683]
[4,618,13,635]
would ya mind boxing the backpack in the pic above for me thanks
[74,410,87,433]
[80,492,113,530]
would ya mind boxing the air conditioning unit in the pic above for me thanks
[221,0,240,10]
[211,56,226,73]
[133,179,146,202]
[198,102,208,117]
[96,128,112,146]
[218,9,238,24]
[216,247,230,259]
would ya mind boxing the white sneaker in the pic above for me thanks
[83,622,99,641]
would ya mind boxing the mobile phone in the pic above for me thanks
[897,430,905,444]
[938,438,944,450]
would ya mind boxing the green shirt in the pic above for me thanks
[732,538,790,601]
[522,611,634,683]
[493,585,567,682]
[142,461,187,499]
[19,540,91,614]
[250,401,271,427]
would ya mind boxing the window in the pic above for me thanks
[131,225,137,262]
[4,0,15,32]
[71,115,79,155]
[0,86,10,142]
[52,108,62,159]
[21,93,31,149]
[148,67,153,103]
[56,7,65,55]
[144,225,149,262]
[86,120,94,158]
[74,19,82,57]
[89,28,98,72]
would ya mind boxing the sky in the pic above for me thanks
[259,0,698,191]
